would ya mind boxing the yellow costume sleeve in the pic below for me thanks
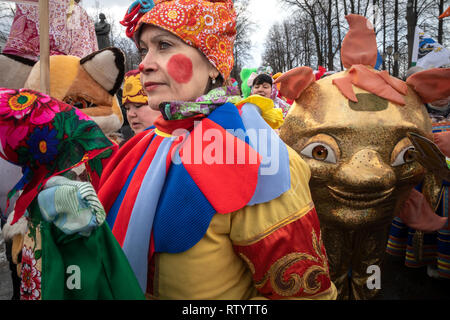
[231,146,337,300]
[237,95,284,130]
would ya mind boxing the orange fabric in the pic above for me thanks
[433,130,450,157]
[439,6,450,19]
[398,188,447,232]
[341,14,378,69]
[378,70,408,95]
[333,65,407,105]
[273,66,315,101]
[136,0,236,80]
[332,75,357,102]
[406,68,450,104]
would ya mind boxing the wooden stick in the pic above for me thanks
[39,0,50,94]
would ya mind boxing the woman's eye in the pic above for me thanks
[159,41,171,50]
[300,142,337,164]
[139,47,149,57]
[391,146,415,166]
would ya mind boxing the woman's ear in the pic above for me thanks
[208,66,220,82]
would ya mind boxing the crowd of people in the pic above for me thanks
[0,0,449,301]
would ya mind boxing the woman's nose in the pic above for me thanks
[140,51,158,72]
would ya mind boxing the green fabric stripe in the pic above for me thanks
[31,201,144,300]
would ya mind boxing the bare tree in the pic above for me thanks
[0,2,16,51]
[230,0,254,82]
[265,0,448,79]
[437,0,444,44]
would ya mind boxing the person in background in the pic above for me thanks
[122,69,160,135]
[243,68,291,118]
[386,66,450,280]
[2,0,98,61]
[251,73,273,99]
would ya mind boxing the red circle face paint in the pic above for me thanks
[166,54,193,84]
[138,63,145,72]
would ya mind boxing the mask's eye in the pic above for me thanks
[301,142,337,164]
[391,146,415,166]
[63,96,96,109]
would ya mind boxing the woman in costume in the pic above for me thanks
[98,0,337,300]
[0,88,144,300]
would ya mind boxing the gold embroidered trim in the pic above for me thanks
[242,230,329,297]
[238,252,256,275]
[234,202,315,246]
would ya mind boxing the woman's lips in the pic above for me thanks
[144,82,162,91]
[327,185,395,208]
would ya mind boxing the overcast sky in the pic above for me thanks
[80,0,290,67]
[0,0,289,67]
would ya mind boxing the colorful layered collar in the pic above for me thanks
[158,86,241,120]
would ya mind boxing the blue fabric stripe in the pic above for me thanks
[122,137,175,292]
[207,102,250,144]
[153,147,215,253]
[240,103,290,205]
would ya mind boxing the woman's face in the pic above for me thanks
[125,102,160,134]
[138,25,219,110]
[251,82,272,98]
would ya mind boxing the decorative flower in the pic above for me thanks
[20,246,41,300]
[0,120,29,150]
[0,88,60,125]
[74,107,92,121]
[0,88,36,120]
[27,126,59,165]
[159,6,187,29]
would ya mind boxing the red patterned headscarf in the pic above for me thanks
[121,0,236,80]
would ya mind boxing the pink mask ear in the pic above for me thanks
[406,68,450,103]
[273,66,315,100]
[341,14,378,69]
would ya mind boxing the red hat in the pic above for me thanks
[121,0,236,80]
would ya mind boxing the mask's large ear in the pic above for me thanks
[406,68,450,103]
[273,66,315,101]
[341,14,378,69]
[80,47,125,96]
